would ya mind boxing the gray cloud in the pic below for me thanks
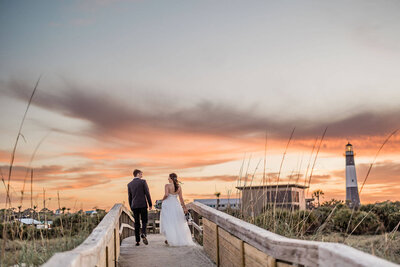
[181,175,238,182]
[2,79,400,141]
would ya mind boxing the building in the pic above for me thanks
[18,218,42,226]
[17,218,52,229]
[236,184,308,217]
[305,198,315,210]
[85,210,98,216]
[345,143,361,208]
[21,208,35,218]
[194,198,240,211]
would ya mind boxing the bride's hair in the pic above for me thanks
[169,173,179,192]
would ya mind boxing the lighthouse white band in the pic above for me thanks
[345,165,358,187]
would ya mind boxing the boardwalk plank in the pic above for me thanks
[118,234,215,267]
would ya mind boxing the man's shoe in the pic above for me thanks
[141,234,148,245]
[164,240,168,245]
[135,242,140,246]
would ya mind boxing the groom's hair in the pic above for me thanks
[133,169,142,177]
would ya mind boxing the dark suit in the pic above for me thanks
[128,178,152,242]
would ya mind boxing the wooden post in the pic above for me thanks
[106,246,109,267]
[114,228,117,267]
[193,211,200,243]
[189,210,194,235]
[241,240,245,267]
[216,225,220,267]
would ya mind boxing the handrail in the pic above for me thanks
[43,203,135,267]
[187,201,398,267]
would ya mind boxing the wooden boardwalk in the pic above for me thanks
[44,203,398,267]
[118,234,215,267]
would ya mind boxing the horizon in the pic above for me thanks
[1,0,400,211]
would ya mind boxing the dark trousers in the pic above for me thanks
[132,207,148,242]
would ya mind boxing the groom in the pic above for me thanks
[128,169,152,246]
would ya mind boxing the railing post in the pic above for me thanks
[105,246,109,267]
[114,228,117,267]
[216,225,220,267]
[240,240,244,267]
[189,210,194,235]
[193,211,200,243]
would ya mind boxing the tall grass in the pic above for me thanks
[2,77,41,263]
[0,78,106,266]
[272,127,295,220]
[306,126,328,192]
[5,77,41,206]
[1,209,106,266]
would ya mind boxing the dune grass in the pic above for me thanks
[305,232,400,264]
[1,235,88,266]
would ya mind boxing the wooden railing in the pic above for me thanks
[43,204,135,267]
[187,202,398,267]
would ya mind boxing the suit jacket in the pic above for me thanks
[128,178,152,209]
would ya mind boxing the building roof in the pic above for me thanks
[236,184,309,190]
[194,198,240,205]
[18,218,42,225]
[85,210,98,214]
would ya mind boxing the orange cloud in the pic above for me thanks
[181,175,238,182]
[2,80,400,210]
[331,160,400,187]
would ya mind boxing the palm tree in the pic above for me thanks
[33,205,37,219]
[312,189,324,207]
[214,192,221,210]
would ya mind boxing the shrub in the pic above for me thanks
[321,199,345,209]
[351,211,383,235]
[330,208,352,233]
[329,208,383,235]
[388,212,400,231]
[361,201,400,231]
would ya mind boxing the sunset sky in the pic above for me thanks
[1,0,400,211]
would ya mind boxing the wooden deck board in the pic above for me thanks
[118,234,215,267]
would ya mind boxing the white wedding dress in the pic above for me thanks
[160,193,195,246]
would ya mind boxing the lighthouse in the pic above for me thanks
[345,143,361,208]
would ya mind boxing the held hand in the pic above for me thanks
[183,207,188,214]
[149,206,153,211]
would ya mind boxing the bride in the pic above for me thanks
[160,173,195,246]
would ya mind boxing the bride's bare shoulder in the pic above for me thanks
[165,184,173,190]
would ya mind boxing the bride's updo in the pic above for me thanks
[169,173,179,192]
